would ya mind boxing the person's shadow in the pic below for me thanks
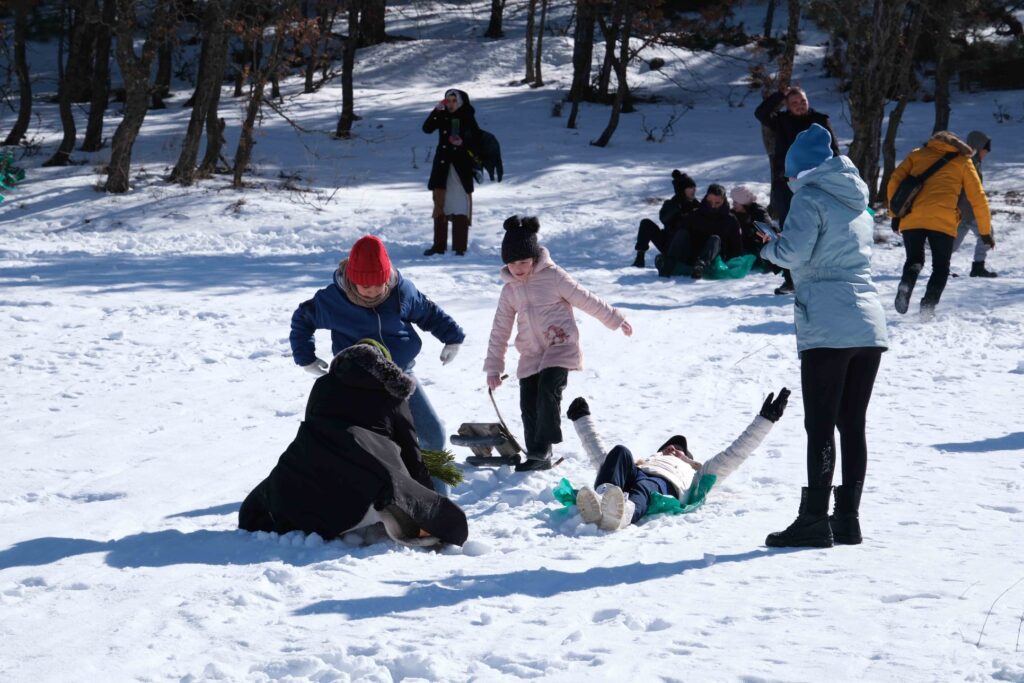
[294,547,804,619]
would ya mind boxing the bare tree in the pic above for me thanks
[3,0,34,147]
[930,0,958,133]
[81,0,116,151]
[151,41,173,108]
[596,6,624,100]
[170,0,230,184]
[881,2,926,198]
[763,0,777,38]
[336,0,363,138]
[44,0,86,167]
[757,0,801,158]
[233,9,285,187]
[567,0,596,128]
[532,0,548,86]
[591,0,633,147]
[523,0,538,83]
[484,0,507,38]
[360,0,384,45]
[104,0,179,193]
[304,0,338,93]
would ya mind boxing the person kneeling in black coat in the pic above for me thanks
[239,340,469,548]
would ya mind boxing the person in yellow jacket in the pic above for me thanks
[888,131,994,317]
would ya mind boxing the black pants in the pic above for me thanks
[801,347,883,488]
[660,231,720,276]
[899,229,955,307]
[595,446,673,523]
[635,218,671,254]
[519,367,568,455]
[769,178,793,228]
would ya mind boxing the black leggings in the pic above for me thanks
[900,229,955,306]
[801,347,883,488]
[635,219,672,254]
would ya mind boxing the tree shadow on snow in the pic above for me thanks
[0,528,395,571]
[294,547,806,619]
[932,432,1024,453]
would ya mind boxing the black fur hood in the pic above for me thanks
[329,344,416,400]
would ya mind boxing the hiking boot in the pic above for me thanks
[830,483,863,545]
[894,281,913,314]
[576,486,603,524]
[632,250,646,268]
[691,260,705,280]
[765,487,834,548]
[970,261,997,278]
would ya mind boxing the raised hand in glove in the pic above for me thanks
[566,397,590,421]
[303,358,329,377]
[759,387,790,423]
[981,232,995,249]
[439,343,461,365]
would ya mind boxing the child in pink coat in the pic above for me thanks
[484,216,633,471]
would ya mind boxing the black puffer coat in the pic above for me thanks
[755,91,842,180]
[681,198,745,261]
[733,202,773,255]
[423,90,481,194]
[239,345,469,546]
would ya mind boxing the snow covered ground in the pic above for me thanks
[2,2,1024,680]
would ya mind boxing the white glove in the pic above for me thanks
[303,358,329,377]
[439,343,461,365]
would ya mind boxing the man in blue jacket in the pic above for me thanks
[289,235,466,450]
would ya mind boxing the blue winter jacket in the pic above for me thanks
[760,156,889,353]
[290,268,466,371]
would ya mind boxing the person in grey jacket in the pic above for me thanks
[955,131,997,278]
[759,123,889,549]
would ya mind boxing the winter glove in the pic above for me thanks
[890,216,901,234]
[981,232,995,249]
[566,397,591,421]
[439,343,461,365]
[303,358,329,377]
[759,387,790,423]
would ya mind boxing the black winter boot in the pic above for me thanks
[691,260,706,279]
[765,487,834,548]
[970,261,997,278]
[830,483,863,545]
[515,447,553,472]
[632,250,646,268]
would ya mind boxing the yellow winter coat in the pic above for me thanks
[887,131,991,238]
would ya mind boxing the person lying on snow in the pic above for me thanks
[239,340,469,548]
[563,388,789,530]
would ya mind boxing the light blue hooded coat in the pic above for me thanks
[760,155,889,353]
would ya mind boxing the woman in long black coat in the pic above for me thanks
[239,342,469,547]
[422,88,481,257]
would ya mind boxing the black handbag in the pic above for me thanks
[889,151,958,217]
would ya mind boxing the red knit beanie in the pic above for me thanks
[347,236,392,286]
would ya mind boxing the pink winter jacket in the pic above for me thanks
[484,247,625,379]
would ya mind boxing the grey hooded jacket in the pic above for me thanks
[760,155,889,353]
[957,130,991,230]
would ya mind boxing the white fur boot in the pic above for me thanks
[598,485,635,531]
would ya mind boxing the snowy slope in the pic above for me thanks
[2,2,1024,681]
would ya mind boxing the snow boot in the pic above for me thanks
[895,263,921,314]
[830,483,863,545]
[598,485,635,530]
[632,250,646,268]
[691,259,706,280]
[424,216,448,256]
[970,261,997,278]
[774,270,794,295]
[515,447,553,472]
[576,486,603,524]
[920,300,936,321]
[765,487,834,548]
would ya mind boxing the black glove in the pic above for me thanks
[891,215,901,234]
[981,232,995,248]
[759,387,790,423]
[566,397,590,421]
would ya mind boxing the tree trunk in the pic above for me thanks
[336,0,361,138]
[3,0,33,147]
[567,0,595,129]
[233,26,284,186]
[932,36,952,133]
[763,0,776,38]
[597,9,623,100]
[65,1,95,103]
[591,0,631,147]
[105,0,175,193]
[779,0,800,86]
[171,0,228,184]
[44,2,80,167]
[484,0,506,38]
[524,0,537,83]
[151,41,173,108]
[81,0,115,151]
[305,2,330,93]
[881,2,925,201]
[532,0,548,86]
[360,0,385,46]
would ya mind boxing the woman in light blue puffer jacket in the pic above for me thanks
[759,123,889,549]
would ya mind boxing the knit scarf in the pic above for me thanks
[336,259,398,308]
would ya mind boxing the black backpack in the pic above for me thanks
[889,151,958,217]
[469,129,503,183]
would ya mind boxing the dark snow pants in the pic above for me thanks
[595,446,673,523]
[519,367,569,455]
[770,178,796,288]
[899,229,955,307]
[800,347,883,488]
[635,219,672,254]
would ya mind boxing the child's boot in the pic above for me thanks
[576,486,603,524]
[598,485,635,530]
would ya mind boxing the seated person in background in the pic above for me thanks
[731,185,775,256]
[565,389,789,530]
[657,183,744,279]
[632,170,700,268]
